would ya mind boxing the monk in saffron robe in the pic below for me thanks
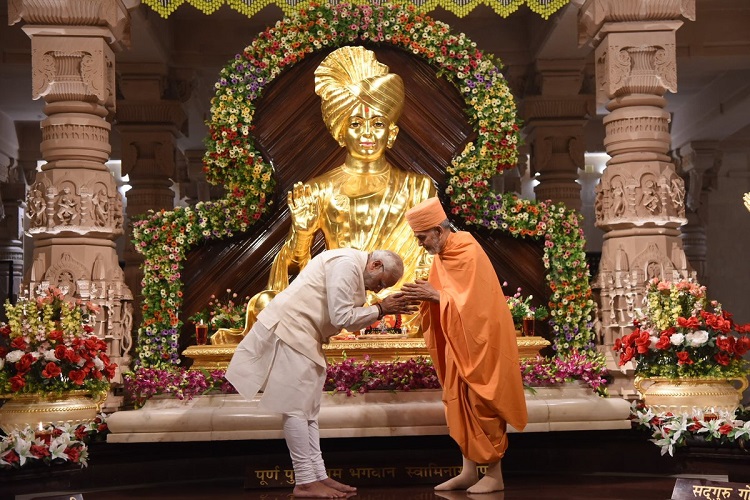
[401,197,527,494]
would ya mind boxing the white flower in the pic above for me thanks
[93,357,104,371]
[49,434,72,462]
[685,330,709,347]
[732,420,750,441]
[649,336,660,349]
[44,349,57,361]
[5,350,24,363]
[12,435,33,466]
[670,333,685,346]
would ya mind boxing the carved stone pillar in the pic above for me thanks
[579,0,696,388]
[676,141,721,286]
[0,122,24,313]
[115,66,188,326]
[9,0,135,393]
[523,59,594,210]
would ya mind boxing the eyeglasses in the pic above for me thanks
[378,262,389,290]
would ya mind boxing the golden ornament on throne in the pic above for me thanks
[210,46,435,345]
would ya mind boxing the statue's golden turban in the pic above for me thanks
[314,46,405,142]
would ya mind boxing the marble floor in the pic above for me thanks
[16,472,685,500]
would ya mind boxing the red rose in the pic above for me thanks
[0,346,7,358]
[65,446,81,463]
[65,349,81,364]
[635,331,651,354]
[655,335,671,350]
[676,351,693,365]
[47,329,64,344]
[716,336,735,353]
[3,450,19,464]
[677,317,700,329]
[74,426,88,441]
[10,336,27,350]
[68,369,86,385]
[30,444,51,459]
[734,336,750,356]
[719,424,734,435]
[15,353,36,375]
[613,338,622,351]
[42,362,62,379]
[54,345,67,360]
[9,374,25,391]
[714,352,731,366]
[619,346,635,365]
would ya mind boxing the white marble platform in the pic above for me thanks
[106,385,632,443]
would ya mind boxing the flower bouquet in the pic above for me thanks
[0,287,116,397]
[614,278,750,378]
[504,283,549,331]
[188,289,250,335]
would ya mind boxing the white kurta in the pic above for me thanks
[225,248,381,415]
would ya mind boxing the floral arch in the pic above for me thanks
[132,2,595,369]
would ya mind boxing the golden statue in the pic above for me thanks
[210,46,435,345]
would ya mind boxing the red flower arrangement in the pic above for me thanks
[0,287,116,397]
[614,278,750,378]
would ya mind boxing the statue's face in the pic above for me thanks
[342,104,393,161]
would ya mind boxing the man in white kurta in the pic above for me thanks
[226,248,413,498]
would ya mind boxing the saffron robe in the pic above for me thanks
[420,231,528,463]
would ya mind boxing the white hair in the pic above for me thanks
[370,250,404,281]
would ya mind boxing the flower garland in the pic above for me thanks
[132,2,594,368]
[124,354,609,406]
[141,0,572,20]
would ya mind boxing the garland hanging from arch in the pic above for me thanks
[132,2,595,369]
[142,0,573,20]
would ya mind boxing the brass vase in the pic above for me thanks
[634,376,749,414]
[0,390,106,433]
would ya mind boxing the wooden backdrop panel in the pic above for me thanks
[180,44,550,352]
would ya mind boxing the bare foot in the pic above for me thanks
[321,477,357,493]
[293,480,349,498]
[434,471,479,491]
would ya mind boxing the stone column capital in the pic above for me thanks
[9,0,133,51]
[579,0,696,47]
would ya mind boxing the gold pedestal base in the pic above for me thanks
[634,376,749,414]
[183,345,240,371]
[184,336,551,369]
[0,391,106,433]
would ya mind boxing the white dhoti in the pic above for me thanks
[225,322,327,484]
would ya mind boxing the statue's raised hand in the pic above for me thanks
[288,182,320,235]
